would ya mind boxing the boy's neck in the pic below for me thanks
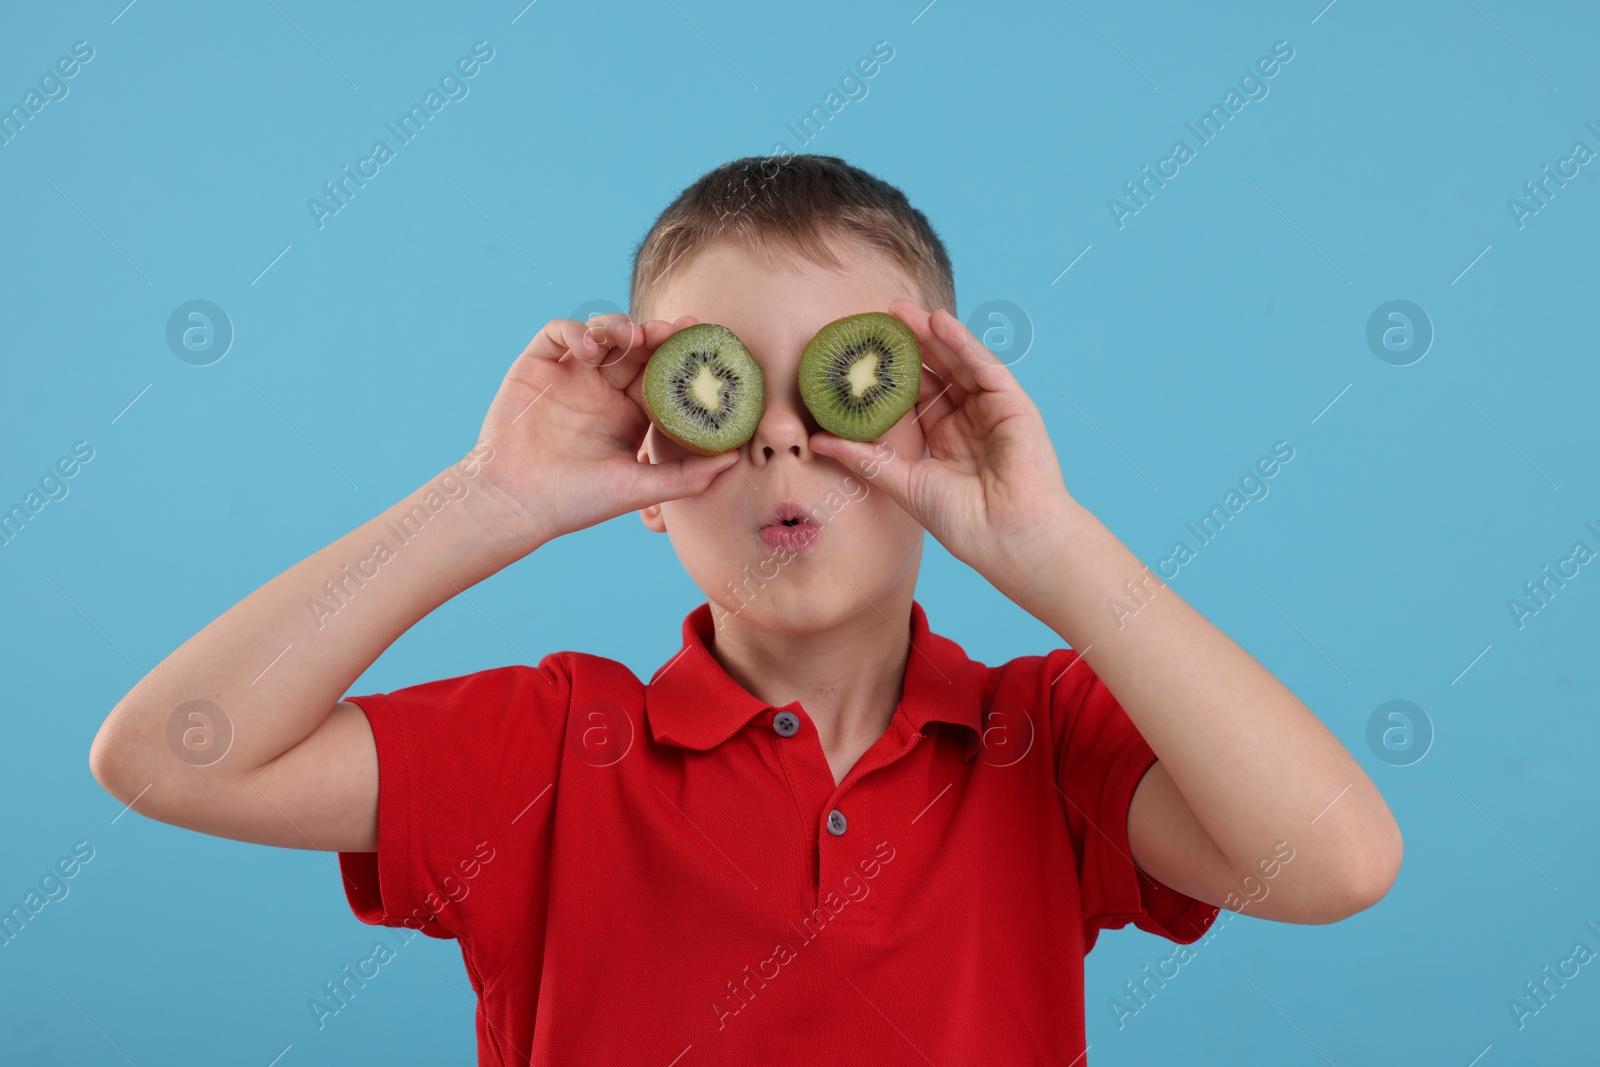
[708,580,917,784]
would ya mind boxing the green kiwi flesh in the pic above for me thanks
[798,311,921,442]
[642,323,765,456]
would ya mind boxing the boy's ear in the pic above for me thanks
[637,428,667,534]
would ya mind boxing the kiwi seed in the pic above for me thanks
[797,311,921,442]
[642,323,765,456]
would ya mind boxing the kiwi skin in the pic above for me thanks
[797,311,922,443]
[641,323,765,457]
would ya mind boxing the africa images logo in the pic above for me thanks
[306,41,495,229]
[1106,40,1296,229]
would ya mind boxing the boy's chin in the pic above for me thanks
[706,582,874,637]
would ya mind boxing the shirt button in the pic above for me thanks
[826,809,847,836]
[772,711,799,737]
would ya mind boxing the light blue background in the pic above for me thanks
[3,0,1597,1063]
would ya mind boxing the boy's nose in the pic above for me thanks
[747,383,818,464]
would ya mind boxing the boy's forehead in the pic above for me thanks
[648,235,919,353]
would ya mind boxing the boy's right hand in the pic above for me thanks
[470,313,740,549]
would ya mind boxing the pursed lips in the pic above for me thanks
[759,500,821,551]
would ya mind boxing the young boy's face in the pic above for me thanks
[636,233,931,634]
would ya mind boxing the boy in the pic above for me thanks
[90,155,1401,1064]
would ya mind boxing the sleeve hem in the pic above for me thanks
[336,691,454,939]
[1091,743,1221,947]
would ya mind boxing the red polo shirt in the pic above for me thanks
[337,599,1218,1064]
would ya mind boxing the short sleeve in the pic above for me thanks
[1045,648,1220,954]
[335,655,572,949]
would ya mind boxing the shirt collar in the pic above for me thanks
[644,599,990,760]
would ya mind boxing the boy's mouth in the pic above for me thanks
[759,501,821,552]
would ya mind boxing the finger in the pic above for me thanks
[807,431,921,518]
[583,313,696,386]
[570,312,643,374]
[596,325,648,390]
[640,318,676,349]
[896,310,974,416]
[910,370,960,436]
[888,299,979,395]
[622,316,704,412]
[895,301,985,395]
[639,315,701,351]
[581,314,648,389]
[577,312,693,370]
[598,317,665,390]
[628,450,741,511]
[522,318,595,365]
[582,312,643,367]
[915,358,968,411]
[926,307,1021,395]
[603,315,703,392]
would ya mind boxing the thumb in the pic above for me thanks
[631,450,740,507]
[809,432,917,513]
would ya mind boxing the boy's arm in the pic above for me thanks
[1013,500,1401,925]
[809,300,1403,925]
[89,312,737,856]
[87,456,537,853]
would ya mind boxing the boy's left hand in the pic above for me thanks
[808,298,1074,580]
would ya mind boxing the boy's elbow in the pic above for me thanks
[88,726,124,798]
[1285,816,1403,924]
[88,714,142,804]
[1338,817,1404,918]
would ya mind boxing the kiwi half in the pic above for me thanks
[642,323,765,456]
[798,311,922,442]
